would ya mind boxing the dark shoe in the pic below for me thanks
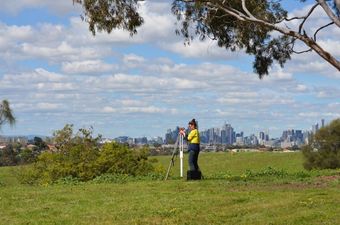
[187,170,202,180]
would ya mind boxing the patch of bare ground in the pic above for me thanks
[314,175,340,185]
[265,182,327,191]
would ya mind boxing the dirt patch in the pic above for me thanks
[314,175,340,185]
[270,182,328,190]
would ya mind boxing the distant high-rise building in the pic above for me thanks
[321,119,325,128]
[312,123,319,134]
[221,130,227,144]
[222,123,233,145]
[164,127,180,144]
[265,134,269,141]
[259,132,265,140]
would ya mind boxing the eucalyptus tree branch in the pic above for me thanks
[314,21,335,41]
[241,0,256,19]
[207,1,247,22]
[290,38,312,54]
[317,0,340,27]
[298,3,320,34]
[73,0,340,72]
[206,1,340,71]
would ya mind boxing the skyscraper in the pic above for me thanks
[312,123,319,134]
[225,124,233,145]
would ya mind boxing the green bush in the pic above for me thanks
[303,118,340,170]
[18,125,156,184]
[96,143,154,176]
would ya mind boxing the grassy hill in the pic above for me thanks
[0,152,339,225]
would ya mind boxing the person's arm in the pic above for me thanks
[187,130,196,142]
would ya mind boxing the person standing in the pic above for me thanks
[180,118,201,180]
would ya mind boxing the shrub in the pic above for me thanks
[96,143,154,176]
[0,145,18,166]
[303,118,340,170]
[19,124,156,184]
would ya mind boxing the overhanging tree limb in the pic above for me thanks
[317,0,340,27]
[203,0,340,72]
[74,0,340,76]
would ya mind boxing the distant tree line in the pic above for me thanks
[0,137,48,166]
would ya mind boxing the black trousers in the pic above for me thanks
[188,144,200,171]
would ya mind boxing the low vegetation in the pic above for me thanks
[18,125,158,185]
[303,118,340,170]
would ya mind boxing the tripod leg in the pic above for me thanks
[165,150,177,180]
[164,134,180,180]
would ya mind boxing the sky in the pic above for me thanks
[0,0,339,139]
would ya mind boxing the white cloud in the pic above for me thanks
[21,41,106,62]
[263,67,293,82]
[0,23,34,51]
[123,54,146,68]
[217,95,295,106]
[315,87,340,98]
[0,0,81,15]
[36,102,61,110]
[62,60,116,74]
[84,73,209,92]
[318,40,340,57]
[163,39,243,60]
[295,84,308,92]
[328,102,340,109]
[119,99,147,107]
[2,68,65,84]
[36,82,75,91]
[102,106,175,114]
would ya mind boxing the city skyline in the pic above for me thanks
[163,119,324,144]
[0,118,326,143]
[0,1,339,139]
[0,118,328,141]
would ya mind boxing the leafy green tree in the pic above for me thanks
[19,148,36,164]
[302,118,340,170]
[52,124,74,152]
[0,100,15,129]
[33,137,48,151]
[0,144,18,166]
[73,0,340,77]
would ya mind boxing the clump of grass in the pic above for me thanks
[204,167,316,183]
[54,176,84,185]
[90,173,164,184]
[245,166,288,178]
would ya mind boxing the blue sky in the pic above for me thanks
[0,0,339,139]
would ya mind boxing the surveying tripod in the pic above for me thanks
[164,133,184,180]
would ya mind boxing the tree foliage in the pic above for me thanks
[20,124,155,184]
[96,143,153,176]
[302,118,340,170]
[0,145,18,166]
[0,100,15,129]
[33,137,48,151]
[0,144,38,166]
[74,0,340,77]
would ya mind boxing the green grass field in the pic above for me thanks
[1,152,339,225]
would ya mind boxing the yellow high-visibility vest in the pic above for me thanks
[187,129,200,144]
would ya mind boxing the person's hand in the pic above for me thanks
[179,130,186,136]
